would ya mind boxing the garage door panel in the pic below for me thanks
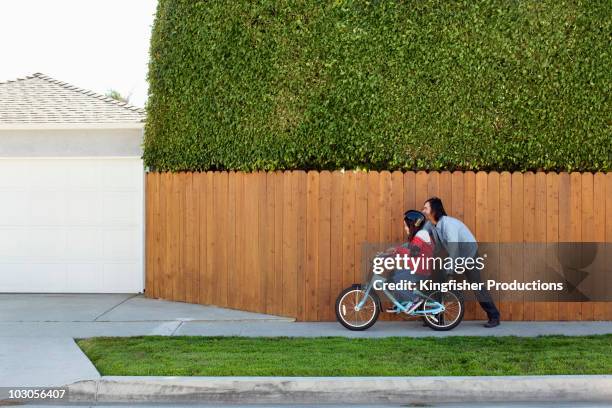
[102,263,142,293]
[29,191,67,225]
[102,192,140,224]
[67,192,103,225]
[67,161,102,190]
[103,228,141,262]
[28,161,68,190]
[102,161,142,190]
[0,264,28,290]
[26,228,67,260]
[4,263,68,292]
[0,192,28,224]
[0,158,143,293]
[0,229,28,258]
[65,228,104,260]
[0,161,29,188]
[66,263,104,292]
[31,264,67,292]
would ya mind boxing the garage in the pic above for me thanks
[0,73,145,293]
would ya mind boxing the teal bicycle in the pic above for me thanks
[335,261,464,331]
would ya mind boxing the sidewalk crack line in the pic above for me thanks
[93,294,138,322]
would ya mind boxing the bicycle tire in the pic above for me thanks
[335,286,381,331]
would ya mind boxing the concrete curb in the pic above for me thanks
[65,375,612,404]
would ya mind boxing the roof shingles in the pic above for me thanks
[0,73,145,124]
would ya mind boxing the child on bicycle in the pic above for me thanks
[386,210,434,314]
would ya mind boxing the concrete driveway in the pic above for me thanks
[0,293,293,337]
[0,293,293,388]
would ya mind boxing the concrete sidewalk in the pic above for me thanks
[1,293,611,391]
[0,337,99,388]
[1,293,611,338]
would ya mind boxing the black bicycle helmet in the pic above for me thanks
[403,209,426,229]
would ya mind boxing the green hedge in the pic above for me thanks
[145,0,611,172]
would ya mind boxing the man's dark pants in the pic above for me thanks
[431,265,500,320]
[463,267,500,320]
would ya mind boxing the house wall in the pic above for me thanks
[0,127,143,157]
[145,171,612,321]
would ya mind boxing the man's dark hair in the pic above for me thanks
[425,197,447,222]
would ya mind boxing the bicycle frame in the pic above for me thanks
[355,273,445,316]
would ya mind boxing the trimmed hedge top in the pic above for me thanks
[145,0,611,172]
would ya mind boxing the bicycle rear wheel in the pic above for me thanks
[422,290,464,331]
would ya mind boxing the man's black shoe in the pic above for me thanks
[484,318,500,328]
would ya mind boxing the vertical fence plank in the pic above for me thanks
[318,171,332,321]
[342,171,356,288]
[534,172,552,320]
[367,172,380,244]
[566,172,583,320]
[204,172,215,305]
[438,171,452,211]
[233,172,245,309]
[227,172,238,310]
[305,171,320,321]
[475,172,488,242]
[510,172,524,320]
[486,172,501,321]
[271,172,284,317]
[580,173,594,320]
[282,172,298,318]
[545,172,560,320]
[214,172,229,307]
[592,173,607,320]
[558,172,571,320]
[161,173,172,300]
[471,171,488,320]
[522,172,536,321]
[259,172,277,313]
[243,173,261,312]
[184,173,199,304]
[463,172,476,237]
[390,171,405,243]
[255,172,269,312]
[295,171,308,320]
[498,172,513,321]
[379,171,392,244]
[175,173,187,302]
[403,171,416,213]
[463,171,477,319]
[329,171,344,320]
[607,173,612,319]
[451,172,464,222]
[257,172,271,312]
[415,171,428,210]
[427,171,439,199]
[354,172,368,284]
[195,173,206,305]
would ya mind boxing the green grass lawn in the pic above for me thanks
[77,335,612,377]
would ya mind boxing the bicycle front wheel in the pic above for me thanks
[335,286,380,331]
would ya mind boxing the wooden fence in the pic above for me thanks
[145,171,612,321]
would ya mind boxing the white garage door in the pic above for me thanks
[0,158,144,293]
